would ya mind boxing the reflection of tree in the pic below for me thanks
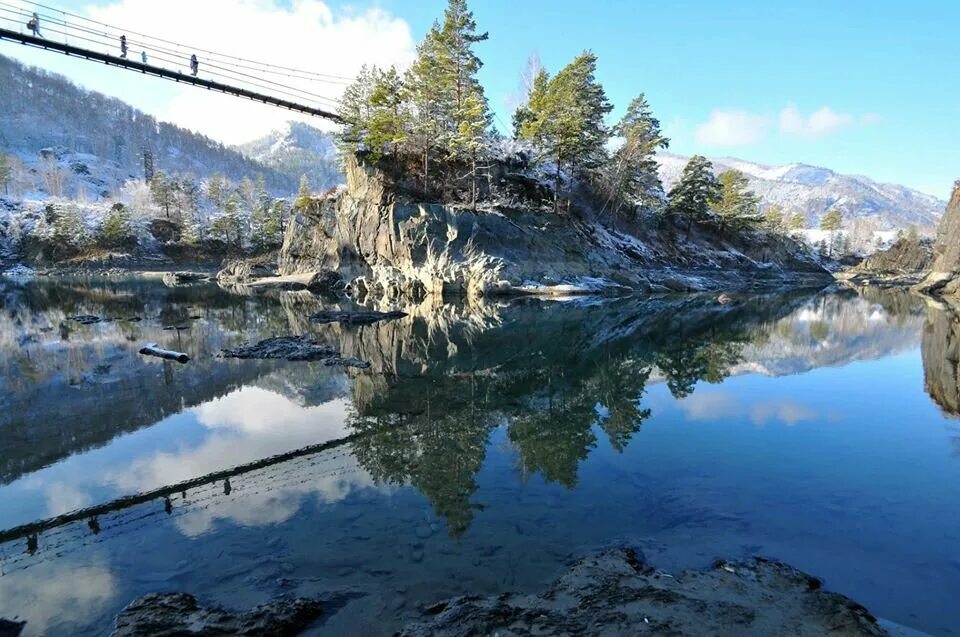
[508,390,597,489]
[593,357,652,452]
[656,339,745,399]
[348,391,494,538]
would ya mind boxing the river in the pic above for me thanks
[0,277,957,635]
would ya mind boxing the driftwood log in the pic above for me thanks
[139,343,190,364]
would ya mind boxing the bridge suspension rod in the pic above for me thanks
[0,26,345,123]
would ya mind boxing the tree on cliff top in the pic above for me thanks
[601,93,669,222]
[516,51,612,212]
[711,169,761,230]
[668,155,721,234]
[0,154,10,195]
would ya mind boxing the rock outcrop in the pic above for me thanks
[916,181,960,296]
[839,238,935,287]
[400,548,887,636]
[111,593,323,636]
[277,156,830,300]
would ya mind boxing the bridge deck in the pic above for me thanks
[0,27,344,123]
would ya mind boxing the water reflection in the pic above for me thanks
[3,278,957,636]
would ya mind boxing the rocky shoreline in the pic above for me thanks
[96,548,892,637]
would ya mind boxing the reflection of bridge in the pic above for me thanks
[0,0,346,122]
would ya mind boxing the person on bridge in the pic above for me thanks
[190,54,199,77]
[26,12,41,37]
[141,51,148,64]
[120,35,128,58]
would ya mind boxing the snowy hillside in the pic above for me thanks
[657,153,945,230]
[0,54,297,199]
[236,122,341,190]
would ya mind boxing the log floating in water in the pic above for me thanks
[139,343,190,364]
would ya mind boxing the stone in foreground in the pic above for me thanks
[400,548,887,637]
[111,592,323,636]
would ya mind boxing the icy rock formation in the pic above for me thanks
[917,182,960,296]
[278,156,830,301]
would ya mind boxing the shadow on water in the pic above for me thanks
[2,277,956,635]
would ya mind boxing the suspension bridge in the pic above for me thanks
[0,0,348,122]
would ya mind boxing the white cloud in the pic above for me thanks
[695,110,772,146]
[779,103,853,137]
[83,0,417,144]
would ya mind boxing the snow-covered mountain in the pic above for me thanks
[658,153,946,230]
[236,121,341,191]
[0,54,297,198]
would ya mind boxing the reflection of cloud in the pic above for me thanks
[96,387,380,535]
[173,451,375,537]
[677,391,741,421]
[749,400,817,427]
[0,562,115,635]
[107,387,353,493]
[43,482,93,517]
[678,391,825,427]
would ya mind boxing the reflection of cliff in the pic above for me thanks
[0,279,291,485]
[340,292,816,534]
[736,289,925,377]
[922,301,960,417]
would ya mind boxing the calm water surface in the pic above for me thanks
[0,278,958,635]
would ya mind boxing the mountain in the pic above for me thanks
[0,54,296,198]
[657,153,946,230]
[235,122,341,191]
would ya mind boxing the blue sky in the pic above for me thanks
[2,0,957,197]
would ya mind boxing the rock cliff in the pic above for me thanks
[839,237,935,287]
[916,181,960,295]
[276,156,830,300]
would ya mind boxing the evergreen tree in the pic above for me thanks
[603,93,669,221]
[667,155,721,234]
[405,22,446,189]
[0,154,10,196]
[366,67,409,161]
[820,208,843,257]
[294,175,311,208]
[763,204,786,234]
[206,174,227,211]
[150,171,174,219]
[788,211,806,230]
[51,203,88,255]
[710,169,761,230]
[97,203,133,248]
[518,52,613,212]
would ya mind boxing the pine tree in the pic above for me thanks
[97,203,133,248]
[0,154,10,196]
[763,204,786,234]
[366,67,409,161]
[518,52,612,212]
[603,93,669,221]
[405,22,447,190]
[207,174,227,211]
[52,203,88,255]
[820,208,843,257]
[710,169,761,230]
[788,211,806,230]
[667,155,721,234]
[336,65,377,157]
[150,171,174,219]
[294,175,311,208]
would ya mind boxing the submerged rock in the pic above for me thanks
[309,309,407,325]
[400,548,886,636]
[111,592,323,636]
[68,314,108,325]
[217,258,279,283]
[161,271,211,286]
[221,336,339,362]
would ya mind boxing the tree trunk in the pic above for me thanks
[139,343,189,364]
